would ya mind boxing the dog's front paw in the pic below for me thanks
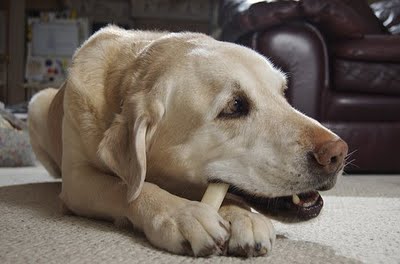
[219,205,275,257]
[143,201,230,257]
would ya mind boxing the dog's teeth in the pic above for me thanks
[302,194,319,207]
[201,183,229,210]
[292,194,301,205]
[302,201,314,207]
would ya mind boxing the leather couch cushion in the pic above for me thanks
[323,92,400,122]
[333,59,400,95]
[334,35,400,62]
[301,0,386,39]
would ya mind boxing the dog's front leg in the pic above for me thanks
[60,165,230,257]
[219,199,276,257]
[130,183,230,256]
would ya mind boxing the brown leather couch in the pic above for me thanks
[218,0,400,173]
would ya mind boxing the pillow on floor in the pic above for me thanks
[0,109,35,167]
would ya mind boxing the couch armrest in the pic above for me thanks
[254,22,329,119]
[219,0,301,42]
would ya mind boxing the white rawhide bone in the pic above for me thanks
[201,183,229,210]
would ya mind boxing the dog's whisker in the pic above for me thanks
[345,159,359,169]
[344,156,356,164]
[347,149,358,155]
[344,159,356,166]
[344,149,358,161]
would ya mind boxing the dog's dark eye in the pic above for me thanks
[218,96,249,118]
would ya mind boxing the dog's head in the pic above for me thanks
[99,33,348,222]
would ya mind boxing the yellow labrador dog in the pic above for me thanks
[28,26,348,257]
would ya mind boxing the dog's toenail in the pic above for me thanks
[255,243,262,251]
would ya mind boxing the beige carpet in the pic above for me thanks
[1,166,399,264]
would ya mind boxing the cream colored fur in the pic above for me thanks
[28,26,344,257]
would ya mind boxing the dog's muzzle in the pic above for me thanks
[230,138,348,222]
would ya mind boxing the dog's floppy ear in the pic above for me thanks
[98,112,149,202]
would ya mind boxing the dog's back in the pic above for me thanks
[28,26,169,178]
[28,84,64,177]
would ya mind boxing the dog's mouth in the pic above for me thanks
[228,186,323,222]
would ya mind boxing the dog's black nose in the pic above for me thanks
[311,139,348,173]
